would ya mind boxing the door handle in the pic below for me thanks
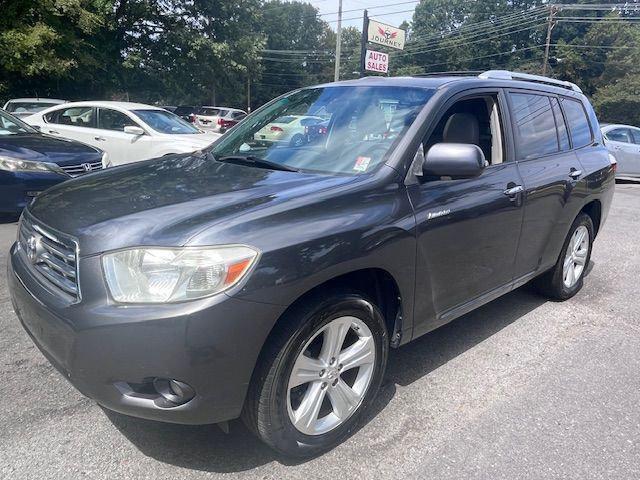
[94,136,106,141]
[568,169,582,179]
[48,130,59,135]
[503,185,524,196]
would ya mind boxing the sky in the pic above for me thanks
[307,0,417,30]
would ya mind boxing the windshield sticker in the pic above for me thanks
[353,156,371,172]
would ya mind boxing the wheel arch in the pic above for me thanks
[581,199,602,237]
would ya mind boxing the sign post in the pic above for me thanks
[359,10,369,77]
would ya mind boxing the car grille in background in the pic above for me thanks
[60,160,103,177]
[19,214,80,302]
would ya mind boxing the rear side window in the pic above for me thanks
[45,106,96,128]
[561,98,592,148]
[509,93,558,160]
[550,98,570,151]
[606,128,633,143]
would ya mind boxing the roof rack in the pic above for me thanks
[413,70,482,77]
[478,70,582,93]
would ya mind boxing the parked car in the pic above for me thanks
[0,109,104,215]
[8,71,615,457]
[253,115,325,146]
[25,101,220,166]
[173,105,200,123]
[601,123,640,179]
[195,107,247,133]
[160,105,177,113]
[3,98,66,118]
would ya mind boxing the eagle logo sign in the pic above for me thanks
[378,26,398,40]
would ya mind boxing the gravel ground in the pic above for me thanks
[1,184,639,480]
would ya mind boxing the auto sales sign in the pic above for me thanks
[367,19,406,50]
[365,50,389,73]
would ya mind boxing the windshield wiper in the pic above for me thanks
[215,155,299,172]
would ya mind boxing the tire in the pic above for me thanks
[534,212,594,301]
[242,290,389,457]
[290,134,305,147]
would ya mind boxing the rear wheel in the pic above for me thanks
[534,213,594,300]
[242,291,388,457]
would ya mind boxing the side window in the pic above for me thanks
[509,93,558,160]
[550,98,570,151]
[98,108,136,131]
[606,128,633,144]
[561,98,592,149]
[46,106,95,128]
[630,128,640,145]
[423,94,504,165]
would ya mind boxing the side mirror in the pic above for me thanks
[423,143,486,178]
[124,125,145,136]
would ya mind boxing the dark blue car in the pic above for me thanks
[0,109,104,215]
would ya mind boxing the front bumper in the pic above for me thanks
[0,171,67,214]
[8,242,286,424]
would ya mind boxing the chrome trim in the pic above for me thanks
[19,211,81,303]
[479,70,582,93]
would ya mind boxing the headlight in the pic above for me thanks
[0,155,63,174]
[102,245,259,303]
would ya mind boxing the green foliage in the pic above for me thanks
[592,74,640,125]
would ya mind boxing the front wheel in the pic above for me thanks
[242,291,388,457]
[534,213,594,300]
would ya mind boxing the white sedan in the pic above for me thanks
[25,101,221,166]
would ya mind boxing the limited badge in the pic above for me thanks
[353,156,371,172]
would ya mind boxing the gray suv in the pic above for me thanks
[8,71,615,456]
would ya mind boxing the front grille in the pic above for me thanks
[19,213,80,302]
[60,160,103,177]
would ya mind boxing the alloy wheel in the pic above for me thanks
[286,316,376,436]
[563,225,589,288]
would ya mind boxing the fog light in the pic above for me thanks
[152,378,195,406]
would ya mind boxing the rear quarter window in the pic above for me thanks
[509,92,559,160]
[561,98,593,148]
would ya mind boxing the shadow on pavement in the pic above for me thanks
[105,282,549,472]
[0,214,19,224]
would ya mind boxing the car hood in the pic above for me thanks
[28,152,361,255]
[0,133,102,165]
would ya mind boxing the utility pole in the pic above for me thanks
[247,76,251,112]
[542,5,558,76]
[359,10,369,77]
[334,0,343,82]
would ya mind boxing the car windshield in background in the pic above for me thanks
[5,102,60,113]
[0,110,36,135]
[132,109,201,134]
[200,108,226,116]
[210,86,433,175]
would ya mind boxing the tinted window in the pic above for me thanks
[200,108,224,116]
[510,93,558,160]
[629,128,640,145]
[46,106,96,128]
[551,98,570,151]
[98,108,136,131]
[606,128,633,143]
[561,98,592,148]
[173,106,196,116]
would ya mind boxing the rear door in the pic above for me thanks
[43,106,98,146]
[508,91,585,281]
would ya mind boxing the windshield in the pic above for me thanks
[132,109,201,134]
[0,110,37,135]
[210,86,433,175]
[5,102,60,113]
[200,108,227,116]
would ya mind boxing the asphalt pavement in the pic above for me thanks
[1,184,639,479]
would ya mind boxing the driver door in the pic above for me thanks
[407,89,525,336]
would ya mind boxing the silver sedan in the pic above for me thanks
[602,124,640,179]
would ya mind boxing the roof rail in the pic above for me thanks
[413,70,482,77]
[478,70,582,93]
